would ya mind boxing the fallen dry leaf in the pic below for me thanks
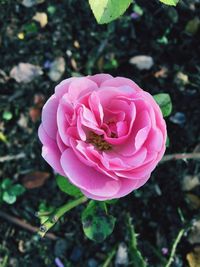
[186,193,200,210]
[17,113,29,129]
[154,67,168,78]
[0,69,10,83]
[73,40,80,49]
[33,12,48,28]
[176,72,189,85]
[70,58,78,71]
[10,63,43,83]
[29,93,45,122]
[22,171,50,189]
[129,55,154,70]
[34,93,45,108]
[97,56,104,72]
[182,175,200,191]
[22,0,45,8]
[187,246,200,267]
[18,240,25,253]
[48,57,65,81]
[188,220,200,245]
[29,107,41,122]
[185,17,200,35]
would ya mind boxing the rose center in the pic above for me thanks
[87,132,112,151]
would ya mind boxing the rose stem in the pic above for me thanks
[38,196,88,238]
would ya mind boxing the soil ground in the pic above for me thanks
[0,0,200,266]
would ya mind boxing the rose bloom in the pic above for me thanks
[38,74,166,200]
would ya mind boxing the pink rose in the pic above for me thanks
[38,74,167,200]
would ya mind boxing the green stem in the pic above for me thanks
[126,214,147,267]
[2,254,8,267]
[165,228,185,267]
[102,246,117,267]
[38,196,88,238]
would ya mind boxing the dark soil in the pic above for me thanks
[0,0,200,266]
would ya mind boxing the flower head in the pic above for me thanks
[38,74,166,200]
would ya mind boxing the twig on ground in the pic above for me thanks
[0,210,57,240]
[0,153,26,163]
[161,152,200,163]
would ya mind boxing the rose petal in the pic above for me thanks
[56,132,66,153]
[68,77,98,102]
[38,124,55,147]
[101,77,141,92]
[145,128,163,152]
[39,125,64,175]
[55,77,75,98]
[87,73,113,87]
[60,149,121,197]
[57,102,73,145]
[89,92,104,125]
[42,146,65,176]
[42,94,59,139]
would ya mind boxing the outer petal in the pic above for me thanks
[67,77,98,102]
[87,73,113,87]
[112,176,149,198]
[41,94,59,139]
[38,125,65,176]
[55,77,76,98]
[57,101,73,145]
[101,77,141,92]
[82,175,150,201]
[60,149,121,198]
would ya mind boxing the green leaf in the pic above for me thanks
[47,5,56,15]
[2,191,16,204]
[185,17,200,35]
[133,4,143,16]
[1,178,13,190]
[166,136,170,147]
[159,0,179,6]
[104,59,118,70]
[2,111,13,121]
[89,0,132,24]
[10,184,25,196]
[0,132,8,143]
[1,180,25,204]
[105,199,118,205]
[82,201,116,242]
[56,175,83,197]
[153,93,172,117]
[23,22,38,34]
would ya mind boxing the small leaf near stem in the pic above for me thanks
[38,196,88,238]
[159,0,179,6]
[153,93,172,117]
[82,201,116,242]
[56,175,83,197]
[89,0,132,24]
